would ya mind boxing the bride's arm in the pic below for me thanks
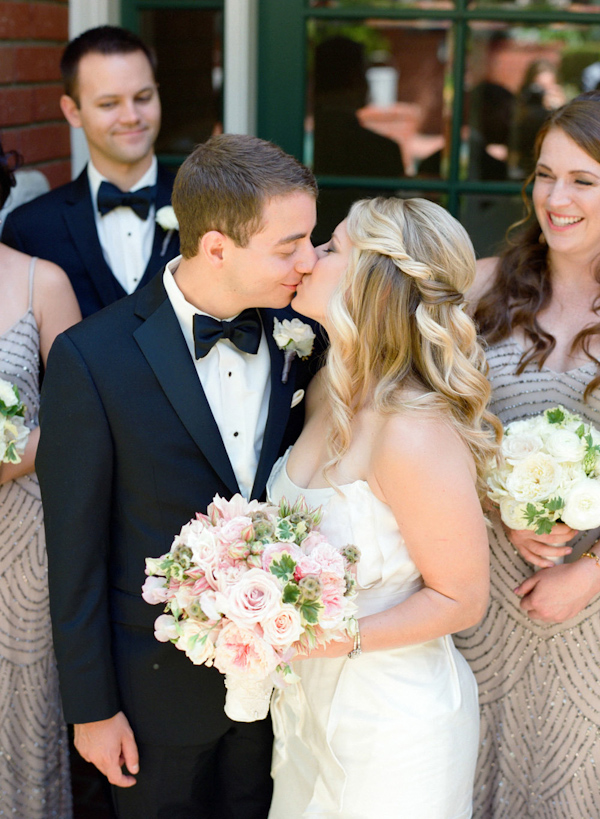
[304,412,489,659]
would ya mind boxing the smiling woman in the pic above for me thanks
[454,92,600,818]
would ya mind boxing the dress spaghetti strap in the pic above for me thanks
[27,256,37,311]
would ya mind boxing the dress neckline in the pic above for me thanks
[281,448,369,495]
[0,307,36,342]
[504,336,596,376]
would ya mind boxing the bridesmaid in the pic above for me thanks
[0,142,80,816]
[455,93,600,817]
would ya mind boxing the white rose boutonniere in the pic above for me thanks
[273,318,316,383]
[155,205,179,256]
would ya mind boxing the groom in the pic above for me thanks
[36,134,319,818]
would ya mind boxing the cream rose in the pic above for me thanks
[261,604,303,647]
[543,429,587,463]
[498,497,530,531]
[505,453,563,503]
[501,433,543,464]
[561,479,600,530]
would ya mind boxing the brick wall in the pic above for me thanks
[0,0,71,188]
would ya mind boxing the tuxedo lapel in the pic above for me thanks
[63,169,126,307]
[140,164,178,288]
[251,309,297,499]
[133,275,240,497]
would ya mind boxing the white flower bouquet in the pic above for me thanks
[143,494,359,721]
[0,378,29,464]
[487,406,600,561]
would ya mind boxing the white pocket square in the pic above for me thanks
[291,389,305,408]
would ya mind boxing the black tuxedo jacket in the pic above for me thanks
[36,272,324,746]
[2,163,179,318]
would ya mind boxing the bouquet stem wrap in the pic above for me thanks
[224,674,274,722]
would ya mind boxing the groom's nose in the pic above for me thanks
[295,242,318,274]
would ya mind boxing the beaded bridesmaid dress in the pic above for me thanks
[455,338,600,819]
[267,448,479,819]
[0,259,71,817]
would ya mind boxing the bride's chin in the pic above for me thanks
[290,293,313,320]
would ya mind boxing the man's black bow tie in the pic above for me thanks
[97,181,156,220]
[193,309,262,359]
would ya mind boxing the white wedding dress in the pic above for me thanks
[266,448,479,819]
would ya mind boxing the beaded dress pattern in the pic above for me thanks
[454,338,600,819]
[0,259,71,817]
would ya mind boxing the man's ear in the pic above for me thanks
[200,231,227,267]
[60,95,83,129]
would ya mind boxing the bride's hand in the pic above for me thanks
[505,522,577,568]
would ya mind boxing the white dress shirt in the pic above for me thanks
[163,258,271,499]
[88,158,158,295]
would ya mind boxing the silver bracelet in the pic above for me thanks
[347,622,362,659]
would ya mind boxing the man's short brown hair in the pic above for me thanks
[172,135,318,259]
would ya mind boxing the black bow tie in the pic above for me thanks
[97,181,156,220]
[193,309,262,359]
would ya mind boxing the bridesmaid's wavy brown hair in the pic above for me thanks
[474,94,600,400]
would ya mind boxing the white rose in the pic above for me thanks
[506,417,547,437]
[273,318,315,358]
[187,527,221,571]
[561,479,600,530]
[261,604,303,647]
[501,433,543,464]
[505,452,563,503]
[0,378,18,408]
[499,497,531,530]
[543,429,587,463]
[155,205,179,231]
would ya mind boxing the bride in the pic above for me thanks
[266,196,500,818]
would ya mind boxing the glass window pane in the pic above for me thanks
[140,9,223,158]
[309,1,454,8]
[313,187,446,245]
[460,194,525,259]
[306,18,453,181]
[468,0,600,12]
[464,22,600,182]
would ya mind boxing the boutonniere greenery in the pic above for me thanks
[273,317,316,384]
[156,205,179,256]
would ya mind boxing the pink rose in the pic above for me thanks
[141,575,170,605]
[261,604,304,647]
[214,622,279,679]
[218,516,253,545]
[294,554,322,580]
[310,543,345,578]
[208,494,264,523]
[320,573,346,616]
[188,527,222,573]
[216,561,250,591]
[299,531,328,554]
[226,569,283,626]
[154,613,179,642]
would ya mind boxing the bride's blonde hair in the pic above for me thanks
[324,196,501,498]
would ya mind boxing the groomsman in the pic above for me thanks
[37,134,321,818]
[3,26,179,318]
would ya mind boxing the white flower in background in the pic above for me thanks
[505,453,562,503]
[155,205,179,231]
[562,479,600,530]
[498,497,530,531]
[0,379,18,408]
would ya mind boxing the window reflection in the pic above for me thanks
[465,23,600,182]
[140,9,223,158]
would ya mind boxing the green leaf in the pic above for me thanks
[546,408,565,424]
[535,518,554,535]
[270,553,296,581]
[575,424,585,439]
[543,497,564,513]
[300,599,322,624]
[276,520,296,542]
[282,582,300,604]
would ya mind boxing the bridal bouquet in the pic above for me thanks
[0,378,29,464]
[487,406,600,560]
[143,494,359,721]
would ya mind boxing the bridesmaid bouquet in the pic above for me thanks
[487,406,600,559]
[143,493,359,721]
[0,377,29,464]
